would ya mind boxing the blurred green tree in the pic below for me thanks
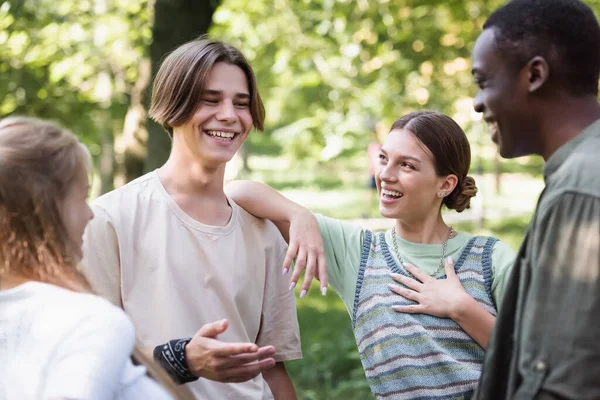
[1,0,598,189]
[143,0,220,173]
[0,0,153,192]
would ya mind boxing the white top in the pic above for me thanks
[81,171,302,400]
[0,281,173,400]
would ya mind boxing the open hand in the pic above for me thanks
[388,256,472,319]
[185,319,277,383]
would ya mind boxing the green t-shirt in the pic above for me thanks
[316,214,516,315]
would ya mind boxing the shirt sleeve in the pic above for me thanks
[528,192,600,397]
[490,240,516,309]
[315,214,364,313]
[256,227,302,362]
[43,305,136,400]
[81,204,123,307]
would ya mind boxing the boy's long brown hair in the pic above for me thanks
[0,117,194,400]
[149,36,266,136]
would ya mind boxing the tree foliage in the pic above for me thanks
[144,0,219,172]
[210,0,499,162]
[211,0,600,165]
[0,0,598,181]
[0,0,151,145]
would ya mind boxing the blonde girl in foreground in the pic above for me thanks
[0,117,192,400]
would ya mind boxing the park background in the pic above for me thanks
[1,0,599,398]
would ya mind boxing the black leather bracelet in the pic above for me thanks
[153,337,199,384]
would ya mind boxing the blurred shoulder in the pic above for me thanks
[26,283,134,335]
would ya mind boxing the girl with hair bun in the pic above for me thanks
[227,110,515,399]
[0,117,192,400]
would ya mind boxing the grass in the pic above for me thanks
[287,292,373,400]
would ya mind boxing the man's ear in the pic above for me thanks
[526,56,550,93]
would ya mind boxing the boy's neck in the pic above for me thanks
[158,155,234,227]
[159,155,226,198]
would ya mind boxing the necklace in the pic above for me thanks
[391,226,456,277]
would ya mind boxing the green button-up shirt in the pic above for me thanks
[475,118,600,400]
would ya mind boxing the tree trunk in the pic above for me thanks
[115,58,151,187]
[98,114,115,194]
[143,0,219,173]
[240,143,251,176]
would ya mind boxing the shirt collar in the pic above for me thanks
[544,118,600,181]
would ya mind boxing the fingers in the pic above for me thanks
[318,252,328,296]
[392,304,424,314]
[222,358,277,383]
[254,345,276,361]
[281,242,298,276]
[299,252,316,298]
[227,345,275,363]
[289,248,307,291]
[403,263,432,283]
[444,256,457,278]
[390,273,422,291]
[211,341,261,357]
[197,319,228,338]
[295,246,328,298]
[219,345,276,368]
[388,283,422,303]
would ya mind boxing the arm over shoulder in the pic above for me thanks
[81,204,122,307]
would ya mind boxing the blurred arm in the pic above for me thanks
[263,362,297,400]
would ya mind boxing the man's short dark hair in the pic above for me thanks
[484,0,600,96]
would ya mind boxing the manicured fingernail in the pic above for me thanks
[300,289,307,298]
[403,263,410,269]
[282,268,288,276]
[321,287,327,296]
[447,256,453,265]
[288,282,296,291]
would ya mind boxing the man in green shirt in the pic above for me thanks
[471,0,600,398]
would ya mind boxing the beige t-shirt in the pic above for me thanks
[81,171,302,400]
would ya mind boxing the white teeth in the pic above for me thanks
[382,189,402,197]
[206,130,235,140]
